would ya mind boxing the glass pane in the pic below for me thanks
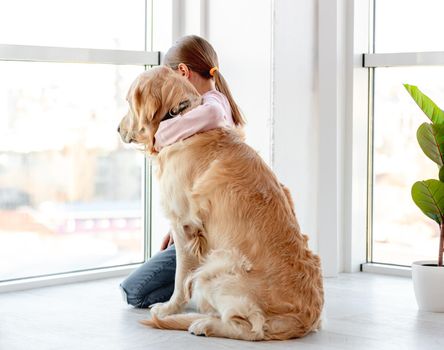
[372,67,444,266]
[0,0,146,50]
[0,61,145,281]
[375,0,444,53]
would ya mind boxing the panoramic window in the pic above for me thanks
[0,0,154,281]
[371,0,444,265]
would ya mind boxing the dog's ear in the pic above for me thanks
[143,90,163,154]
[131,76,163,154]
[133,78,161,123]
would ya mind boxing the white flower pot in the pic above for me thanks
[412,260,444,312]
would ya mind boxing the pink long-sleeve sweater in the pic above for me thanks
[154,90,234,152]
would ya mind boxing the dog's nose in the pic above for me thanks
[117,126,120,133]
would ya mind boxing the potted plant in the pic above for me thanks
[404,84,444,312]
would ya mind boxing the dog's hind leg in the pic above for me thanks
[185,248,266,340]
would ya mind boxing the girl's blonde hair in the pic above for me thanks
[163,35,245,126]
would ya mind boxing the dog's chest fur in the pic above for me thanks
[155,142,210,228]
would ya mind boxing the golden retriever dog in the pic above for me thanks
[118,66,324,341]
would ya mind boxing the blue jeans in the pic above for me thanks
[120,244,176,308]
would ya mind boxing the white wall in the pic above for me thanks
[272,0,319,251]
[206,0,272,163]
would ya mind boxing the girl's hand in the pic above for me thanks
[160,232,174,251]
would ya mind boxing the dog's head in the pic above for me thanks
[118,66,202,153]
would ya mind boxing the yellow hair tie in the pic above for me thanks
[209,66,218,77]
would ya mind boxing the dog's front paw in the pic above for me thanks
[150,301,181,318]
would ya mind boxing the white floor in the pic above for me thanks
[1,273,443,350]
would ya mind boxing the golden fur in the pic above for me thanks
[119,66,324,341]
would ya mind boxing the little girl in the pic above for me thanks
[120,35,244,308]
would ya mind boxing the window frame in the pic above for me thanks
[362,1,444,274]
[317,0,371,276]
[0,0,159,292]
[0,44,159,65]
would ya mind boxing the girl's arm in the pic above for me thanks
[154,93,233,151]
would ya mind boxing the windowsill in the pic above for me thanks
[361,262,412,277]
[0,264,141,294]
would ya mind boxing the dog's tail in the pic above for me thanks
[140,313,206,331]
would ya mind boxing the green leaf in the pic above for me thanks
[412,180,444,224]
[440,167,444,182]
[417,122,444,166]
[404,84,444,125]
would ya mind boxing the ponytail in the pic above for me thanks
[213,70,245,126]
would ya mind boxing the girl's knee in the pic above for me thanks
[120,284,145,308]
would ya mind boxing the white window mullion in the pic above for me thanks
[364,52,444,68]
[0,44,159,66]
